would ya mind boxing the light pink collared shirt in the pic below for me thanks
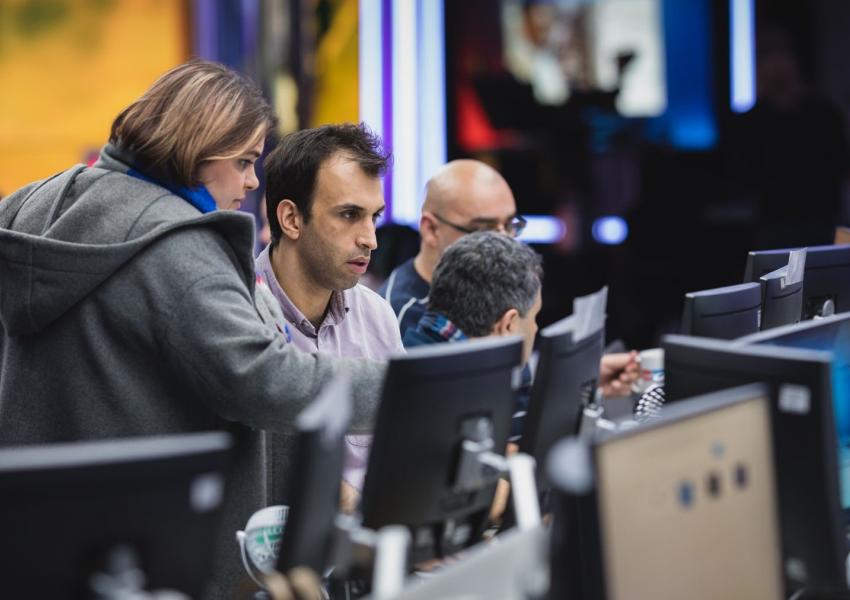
[255,245,404,491]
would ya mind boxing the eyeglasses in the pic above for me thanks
[431,213,527,238]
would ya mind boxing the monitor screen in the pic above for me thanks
[662,334,846,592]
[680,282,761,339]
[0,432,232,598]
[498,0,666,117]
[360,336,523,563]
[520,315,604,489]
[593,385,783,600]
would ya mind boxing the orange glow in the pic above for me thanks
[0,0,187,195]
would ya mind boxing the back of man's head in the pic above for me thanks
[264,123,389,245]
[429,231,542,337]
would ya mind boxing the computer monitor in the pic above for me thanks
[360,336,523,563]
[738,313,850,513]
[277,374,351,575]
[758,265,804,331]
[663,334,846,593]
[744,244,850,318]
[519,315,604,490]
[680,282,761,339]
[548,384,784,600]
[0,432,233,598]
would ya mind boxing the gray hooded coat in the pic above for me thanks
[0,145,385,598]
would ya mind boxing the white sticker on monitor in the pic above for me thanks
[786,557,809,583]
[190,473,224,513]
[778,384,811,415]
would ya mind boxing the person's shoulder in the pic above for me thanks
[393,257,418,280]
[380,258,428,300]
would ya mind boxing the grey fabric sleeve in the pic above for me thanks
[160,271,386,434]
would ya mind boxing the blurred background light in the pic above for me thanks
[518,216,567,244]
[592,216,629,245]
[730,0,756,113]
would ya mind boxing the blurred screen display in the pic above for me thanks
[500,0,666,116]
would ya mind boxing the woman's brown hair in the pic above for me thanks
[110,59,277,187]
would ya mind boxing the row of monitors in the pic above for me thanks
[0,309,606,597]
[398,384,783,600]
[681,243,850,339]
[391,312,850,599]
[3,296,848,597]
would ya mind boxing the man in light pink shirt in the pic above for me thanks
[256,123,402,503]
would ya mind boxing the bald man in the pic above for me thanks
[379,159,525,339]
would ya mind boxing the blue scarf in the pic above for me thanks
[127,168,217,214]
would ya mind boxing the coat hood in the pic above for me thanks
[0,147,256,336]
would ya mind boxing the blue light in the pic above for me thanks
[730,0,756,112]
[516,216,566,244]
[358,0,383,135]
[592,216,629,245]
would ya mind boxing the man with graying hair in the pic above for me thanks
[405,232,542,364]
[380,159,524,341]
[405,232,639,446]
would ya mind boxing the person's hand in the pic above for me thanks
[598,351,639,398]
[263,567,324,600]
[340,480,361,514]
[488,442,519,523]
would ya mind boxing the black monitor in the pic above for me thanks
[759,266,804,331]
[360,336,523,563]
[0,432,232,598]
[519,315,604,489]
[663,333,846,594]
[680,282,761,339]
[744,244,850,318]
[547,384,784,600]
[277,374,351,575]
[738,313,850,514]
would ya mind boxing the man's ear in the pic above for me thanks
[419,211,440,248]
[491,308,520,336]
[276,199,302,241]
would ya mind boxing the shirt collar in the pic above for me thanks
[415,311,468,343]
[255,245,350,334]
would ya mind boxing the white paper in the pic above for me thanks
[573,286,608,342]
[783,248,806,288]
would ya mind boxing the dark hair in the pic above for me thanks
[429,232,543,337]
[110,59,277,188]
[263,122,390,245]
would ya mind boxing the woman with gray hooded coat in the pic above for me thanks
[0,60,384,599]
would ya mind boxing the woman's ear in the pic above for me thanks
[491,308,520,336]
[276,199,302,241]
